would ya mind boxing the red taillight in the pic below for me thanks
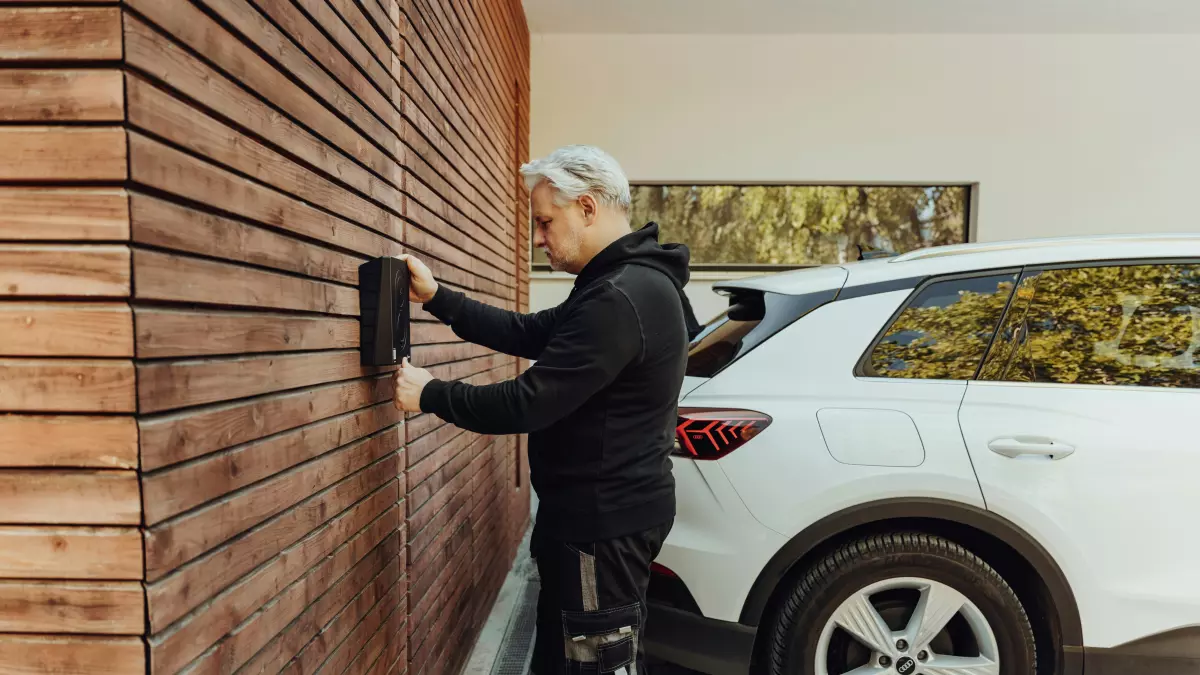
[673,408,772,460]
[650,562,677,578]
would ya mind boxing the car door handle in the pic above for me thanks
[988,437,1075,460]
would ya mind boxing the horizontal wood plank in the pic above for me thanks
[147,463,395,636]
[136,350,390,413]
[0,127,126,181]
[0,415,136,469]
[143,429,399,577]
[127,132,400,259]
[135,308,358,359]
[123,16,405,220]
[0,303,132,357]
[0,470,139,525]
[0,245,130,298]
[138,375,392,471]
[238,536,402,675]
[125,73,403,241]
[0,359,136,413]
[129,193,363,286]
[0,7,122,61]
[150,503,398,675]
[0,634,144,675]
[0,526,141,579]
[132,248,358,316]
[0,581,142,634]
[142,402,401,524]
[146,457,397,630]
[0,188,129,241]
[0,69,123,122]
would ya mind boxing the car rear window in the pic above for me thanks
[863,272,1019,380]
[687,289,836,378]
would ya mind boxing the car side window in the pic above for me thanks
[865,273,1019,380]
[986,263,1200,388]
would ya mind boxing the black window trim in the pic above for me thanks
[852,267,1025,380]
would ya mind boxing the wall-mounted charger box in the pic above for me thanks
[358,256,411,366]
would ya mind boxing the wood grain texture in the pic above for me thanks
[146,457,397,630]
[0,581,142,634]
[136,350,389,413]
[149,504,398,675]
[0,7,122,61]
[0,415,136,469]
[0,526,141,580]
[0,634,145,675]
[129,193,363,286]
[143,429,399,578]
[0,359,136,413]
[0,245,130,298]
[0,127,126,181]
[142,402,401,524]
[125,74,402,241]
[132,248,357,316]
[127,132,400,259]
[238,537,402,675]
[0,470,139,525]
[0,188,129,241]
[138,375,392,471]
[0,303,132,357]
[0,70,123,122]
[135,308,358,359]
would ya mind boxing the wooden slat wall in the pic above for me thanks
[1,0,529,670]
[0,4,145,674]
[122,0,531,671]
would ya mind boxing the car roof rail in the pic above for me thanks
[857,244,898,261]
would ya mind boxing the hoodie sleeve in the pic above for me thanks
[424,285,561,360]
[419,282,642,435]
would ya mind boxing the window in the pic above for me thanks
[687,289,836,377]
[865,273,1019,380]
[532,184,971,268]
[983,263,1200,388]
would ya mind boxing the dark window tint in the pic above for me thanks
[687,289,835,377]
[987,264,1200,388]
[866,273,1018,380]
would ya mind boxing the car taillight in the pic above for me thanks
[674,408,772,460]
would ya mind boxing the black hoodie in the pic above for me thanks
[420,223,694,540]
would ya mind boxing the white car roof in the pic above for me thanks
[717,233,1200,296]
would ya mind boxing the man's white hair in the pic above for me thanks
[520,145,631,214]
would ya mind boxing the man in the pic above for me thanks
[393,145,698,674]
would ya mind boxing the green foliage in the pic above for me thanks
[870,275,1016,380]
[873,264,1200,389]
[1006,265,1200,388]
[530,185,969,266]
[633,184,967,265]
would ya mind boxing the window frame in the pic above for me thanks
[977,257,1200,388]
[853,267,1024,381]
[530,182,975,272]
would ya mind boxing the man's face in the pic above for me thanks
[531,181,586,273]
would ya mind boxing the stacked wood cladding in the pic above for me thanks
[0,0,531,673]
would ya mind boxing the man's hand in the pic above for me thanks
[393,358,434,412]
[399,254,438,303]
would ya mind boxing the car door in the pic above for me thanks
[959,261,1200,649]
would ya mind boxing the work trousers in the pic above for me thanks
[529,520,672,675]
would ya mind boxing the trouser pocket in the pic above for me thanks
[561,603,639,675]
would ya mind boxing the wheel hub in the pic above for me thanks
[814,577,1000,675]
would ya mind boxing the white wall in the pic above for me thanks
[528,32,1200,311]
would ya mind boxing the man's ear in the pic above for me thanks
[578,194,598,226]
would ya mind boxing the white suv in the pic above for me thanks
[644,235,1200,675]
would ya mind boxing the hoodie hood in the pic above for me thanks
[575,222,703,340]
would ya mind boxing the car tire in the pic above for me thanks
[765,532,1036,675]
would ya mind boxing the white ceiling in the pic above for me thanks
[522,0,1200,34]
